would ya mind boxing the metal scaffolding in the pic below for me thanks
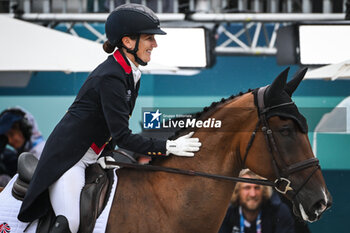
[4,0,349,14]
[1,12,346,55]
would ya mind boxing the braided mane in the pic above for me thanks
[169,89,254,139]
[137,89,254,163]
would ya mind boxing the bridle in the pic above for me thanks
[242,86,320,197]
[105,86,320,198]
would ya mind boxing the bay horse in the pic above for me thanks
[106,68,332,232]
[0,68,332,232]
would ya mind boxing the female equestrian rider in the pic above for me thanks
[18,4,201,233]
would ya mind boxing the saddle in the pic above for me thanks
[12,152,38,200]
[13,152,114,233]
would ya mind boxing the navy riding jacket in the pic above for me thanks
[18,49,167,222]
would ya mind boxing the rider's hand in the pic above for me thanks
[166,132,201,157]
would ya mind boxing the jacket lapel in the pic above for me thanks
[113,49,139,115]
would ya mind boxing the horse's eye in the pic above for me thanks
[279,127,291,136]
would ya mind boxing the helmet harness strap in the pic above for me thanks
[123,35,147,66]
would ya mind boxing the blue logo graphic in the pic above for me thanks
[143,109,162,129]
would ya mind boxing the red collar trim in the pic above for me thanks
[113,49,132,74]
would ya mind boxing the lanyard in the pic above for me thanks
[239,206,261,233]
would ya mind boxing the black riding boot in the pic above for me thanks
[49,215,72,233]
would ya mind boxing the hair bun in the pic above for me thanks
[103,40,116,54]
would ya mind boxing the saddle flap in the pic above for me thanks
[79,163,114,233]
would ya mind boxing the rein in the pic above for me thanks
[106,158,275,187]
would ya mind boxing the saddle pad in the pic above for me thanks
[0,170,118,233]
[0,174,34,232]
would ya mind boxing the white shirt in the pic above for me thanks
[126,57,141,88]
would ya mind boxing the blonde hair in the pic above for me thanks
[231,169,272,204]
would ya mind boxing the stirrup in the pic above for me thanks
[49,215,71,233]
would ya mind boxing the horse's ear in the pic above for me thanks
[285,67,308,96]
[266,67,289,99]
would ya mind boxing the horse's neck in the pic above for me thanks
[110,93,258,232]
[148,93,256,228]
[158,93,256,173]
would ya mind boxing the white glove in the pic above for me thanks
[166,132,201,157]
[97,156,120,169]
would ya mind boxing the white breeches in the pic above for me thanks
[49,148,100,233]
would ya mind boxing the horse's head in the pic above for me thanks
[244,68,332,222]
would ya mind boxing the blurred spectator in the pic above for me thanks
[0,146,17,185]
[218,169,295,233]
[0,107,45,186]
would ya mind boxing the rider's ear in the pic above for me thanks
[265,67,289,101]
[285,68,308,97]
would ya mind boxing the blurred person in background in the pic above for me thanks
[219,169,295,233]
[0,107,45,186]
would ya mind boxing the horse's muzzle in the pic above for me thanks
[293,190,332,222]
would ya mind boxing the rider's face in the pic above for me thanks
[123,34,158,66]
[136,34,158,64]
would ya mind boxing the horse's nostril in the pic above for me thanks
[312,199,327,214]
[327,200,332,208]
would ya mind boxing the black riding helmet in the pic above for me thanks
[105,3,166,66]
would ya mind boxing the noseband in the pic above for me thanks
[243,86,320,198]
